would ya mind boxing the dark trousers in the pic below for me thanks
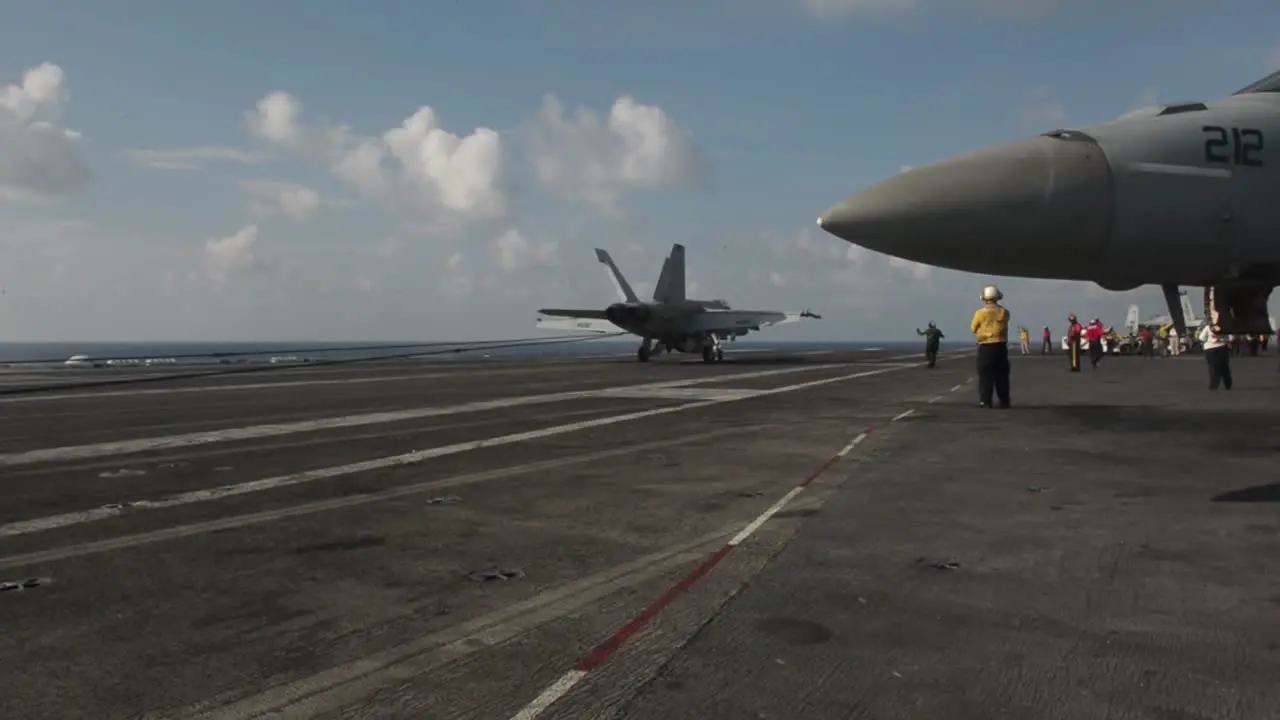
[1088,343,1103,368]
[1068,339,1080,371]
[925,344,939,368]
[1041,339,1052,354]
[976,342,1010,407]
[1206,347,1233,390]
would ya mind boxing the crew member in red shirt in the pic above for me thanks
[1137,326,1155,358]
[1085,318,1105,369]
[1041,326,1052,355]
[1066,313,1083,372]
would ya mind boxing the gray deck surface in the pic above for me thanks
[0,346,1275,720]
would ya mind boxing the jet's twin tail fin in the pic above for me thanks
[596,242,686,304]
[595,248,639,303]
[652,243,686,303]
[1178,290,1199,325]
[1125,304,1140,334]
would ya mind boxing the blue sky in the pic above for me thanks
[2,0,1279,342]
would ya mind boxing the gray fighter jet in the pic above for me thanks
[816,69,1280,337]
[536,243,815,362]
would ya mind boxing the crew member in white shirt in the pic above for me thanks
[1168,326,1180,356]
[1198,323,1232,390]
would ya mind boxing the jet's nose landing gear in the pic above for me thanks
[638,338,652,362]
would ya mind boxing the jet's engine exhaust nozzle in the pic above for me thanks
[606,303,651,325]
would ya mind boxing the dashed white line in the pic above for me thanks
[835,432,868,457]
[509,670,590,720]
[891,409,914,422]
[728,486,806,547]
[508,408,904,719]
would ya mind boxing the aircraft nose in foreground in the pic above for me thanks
[817,133,1116,278]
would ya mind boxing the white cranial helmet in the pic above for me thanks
[981,285,1003,302]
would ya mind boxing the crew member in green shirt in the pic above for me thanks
[916,322,944,368]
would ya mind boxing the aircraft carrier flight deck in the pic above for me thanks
[0,347,1277,720]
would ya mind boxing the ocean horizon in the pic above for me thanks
[0,339,959,367]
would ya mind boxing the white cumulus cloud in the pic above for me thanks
[244,91,505,223]
[0,62,91,202]
[204,224,262,285]
[383,108,505,218]
[240,179,321,221]
[528,94,709,214]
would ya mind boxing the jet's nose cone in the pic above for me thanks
[818,133,1114,277]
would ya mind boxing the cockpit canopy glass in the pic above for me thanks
[1234,70,1280,95]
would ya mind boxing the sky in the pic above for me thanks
[3,0,1280,343]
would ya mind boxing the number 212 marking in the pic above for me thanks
[1203,126,1264,166]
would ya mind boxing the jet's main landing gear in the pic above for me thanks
[637,339,652,362]
[700,335,724,363]
[1205,284,1274,336]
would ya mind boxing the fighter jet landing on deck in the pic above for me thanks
[536,243,817,363]
[817,69,1280,339]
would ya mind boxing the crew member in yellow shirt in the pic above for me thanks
[971,285,1011,408]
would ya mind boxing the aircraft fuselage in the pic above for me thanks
[603,301,749,352]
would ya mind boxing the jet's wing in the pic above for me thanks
[680,310,812,333]
[538,308,609,320]
[536,317,618,334]
[535,308,618,334]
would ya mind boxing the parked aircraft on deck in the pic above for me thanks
[817,70,1280,339]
